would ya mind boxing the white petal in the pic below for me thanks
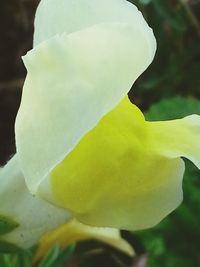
[34,0,155,52]
[0,156,70,249]
[15,22,156,193]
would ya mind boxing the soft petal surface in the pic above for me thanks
[16,22,155,193]
[0,156,70,249]
[34,0,155,50]
[35,219,134,261]
[48,97,189,230]
[148,116,200,169]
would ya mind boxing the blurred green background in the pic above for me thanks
[0,0,199,266]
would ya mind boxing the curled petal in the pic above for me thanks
[34,0,155,49]
[148,116,200,169]
[15,22,155,194]
[35,219,134,261]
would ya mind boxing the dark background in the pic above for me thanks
[0,0,39,164]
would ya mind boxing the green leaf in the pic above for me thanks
[0,215,19,235]
[17,248,37,267]
[145,96,200,120]
[52,244,75,267]
[37,244,75,267]
[0,246,36,267]
[0,240,21,253]
[38,245,60,267]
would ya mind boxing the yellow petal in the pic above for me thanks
[50,97,188,230]
[35,219,134,261]
[148,116,200,169]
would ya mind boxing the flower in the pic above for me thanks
[0,0,199,252]
[0,0,155,251]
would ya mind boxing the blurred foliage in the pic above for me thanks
[129,0,200,109]
[145,96,200,120]
[0,0,199,266]
[138,96,200,267]
[137,160,200,267]
[0,247,35,267]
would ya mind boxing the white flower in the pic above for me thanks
[0,0,155,251]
